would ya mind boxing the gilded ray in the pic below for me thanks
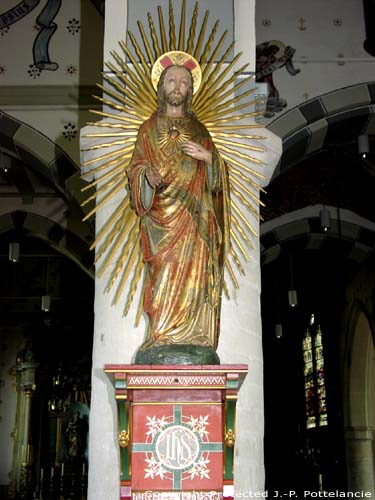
[222,279,230,300]
[95,212,130,262]
[95,209,136,263]
[231,212,254,250]
[106,57,141,97]
[230,228,251,262]
[104,62,155,111]
[230,184,260,218]
[84,131,137,138]
[119,41,156,96]
[186,2,198,53]
[128,30,155,80]
[85,121,141,131]
[81,143,134,167]
[167,1,176,51]
[105,224,139,289]
[97,215,138,277]
[230,174,266,207]
[199,19,219,64]
[200,64,251,109]
[82,178,126,222]
[155,6,167,54]
[192,9,208,60]
[197,82,255,117]
[231,202,258,238]
[205,112,263,127]
[221,151,265,173]
[135,275,146,326]
[178,0,186,51]
[95,82,128,108]
[201,99,259,123]
[205,74,255,109]
[137,20,155,64]
[81,154,130,179]
[89,109,143,127]
[213,137,265,153]
[147,12,162,58]
[208,123,264,130]
[123,254,144,317]
[82,165,125,193]
[211,132,266,140]
[90,197,130,250]
[112,233,141,303]
[225,256,240,288]
[193,43,236,107]
[229,165,264,193]
[81,137,135,152]
[218,142,265,164]
[80,176,124,207]
[230,244,246,273]
[200,30,227,82]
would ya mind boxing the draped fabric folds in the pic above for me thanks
[127,112,230,350]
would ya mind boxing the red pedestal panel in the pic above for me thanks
[105,365,248,500]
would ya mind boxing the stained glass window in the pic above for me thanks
[302,318,328,429]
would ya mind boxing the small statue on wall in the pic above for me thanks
[16,336,35,364]
[256,40,301,118]
[65,408,88,462]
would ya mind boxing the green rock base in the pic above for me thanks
[134,344,220,365]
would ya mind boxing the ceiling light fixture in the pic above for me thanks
[358,134,370,159]
[275,323,283,339]
[320,207,331,232]
[9,242,20,263]
[41,295,51,312]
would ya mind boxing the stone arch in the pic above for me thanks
[266,82,375,178]
[260,205,375,266]
[0,110,78,198]
[0,111,94,274]
[0,211,94,277]
[344,300,375,427]
[343,300,375,493]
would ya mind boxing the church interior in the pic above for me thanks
[0,0,374,498]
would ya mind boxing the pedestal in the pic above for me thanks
[105,365,248,500]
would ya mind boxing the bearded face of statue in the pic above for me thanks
[157,65,193,114]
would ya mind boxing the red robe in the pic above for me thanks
[127,112,227,349]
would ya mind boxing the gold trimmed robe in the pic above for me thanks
[127,112,229,350]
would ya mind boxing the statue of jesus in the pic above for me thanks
[127,53,230,365]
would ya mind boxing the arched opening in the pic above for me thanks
[261,84,375,494]
[344,306,375,492]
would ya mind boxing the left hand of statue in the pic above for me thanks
[181,141,212,166]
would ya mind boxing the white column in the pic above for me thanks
[84,1,282,499]
[234,0,256,72]
[345,426,375,495]
[82,124,145,500]
[103,0,128,64]
[217,126,281,493]
[218,2,270,493]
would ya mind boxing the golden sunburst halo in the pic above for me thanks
[81,0,267,320]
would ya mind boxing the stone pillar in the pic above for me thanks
[11,362,39,498]
[83,2,282,499]
[345,426,375,494]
